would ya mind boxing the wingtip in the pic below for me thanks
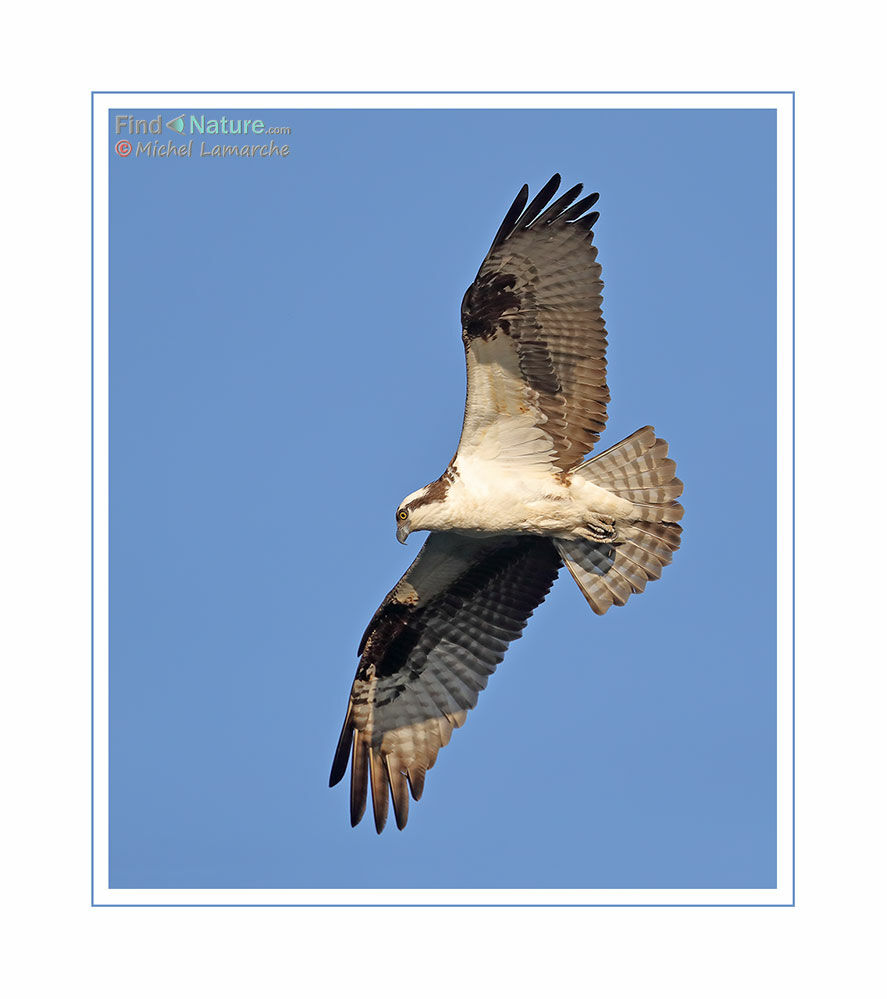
[329,700,354,787]
[369,749,390,833]
[350,734,369,826]
[512,174,563,232]
[350,799,367,826]
[407,767,425,801]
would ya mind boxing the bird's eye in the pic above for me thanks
[398,510,408,521]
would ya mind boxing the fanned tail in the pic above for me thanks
[558,427,683,614]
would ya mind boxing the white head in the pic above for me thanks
[394,479,452,543]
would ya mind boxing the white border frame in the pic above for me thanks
[92,91,793,906]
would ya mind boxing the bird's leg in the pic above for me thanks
[584,515,617,542]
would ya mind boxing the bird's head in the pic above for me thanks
[395,479,451,543]
[394,488,425,544]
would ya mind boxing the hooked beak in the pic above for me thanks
[396,523,409,545]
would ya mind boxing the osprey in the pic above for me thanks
[330,174,684,832]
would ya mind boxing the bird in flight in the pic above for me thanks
[330,174,684,832]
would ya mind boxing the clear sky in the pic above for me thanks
[108,107,776,888]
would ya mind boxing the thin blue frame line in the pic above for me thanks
[92,92,794,907]
[791,91,796,907]
[91,903,794,908]
[92,89,794,95]
[90,93,95,908]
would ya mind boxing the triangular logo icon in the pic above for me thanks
[166,114,185,135]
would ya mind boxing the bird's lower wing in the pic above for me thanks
[330,533,562,832]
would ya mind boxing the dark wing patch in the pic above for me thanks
[330,534,562,832]
[459,174,609,471]
[461,273,521,342]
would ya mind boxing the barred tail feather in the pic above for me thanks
[576,425,685,521]
[561,427,683,614]
[556,521,682,615]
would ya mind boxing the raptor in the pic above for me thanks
[330,174,684,832]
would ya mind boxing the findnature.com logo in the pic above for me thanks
[113,113,292,159]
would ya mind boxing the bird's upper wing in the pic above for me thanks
[456,174,609,474]
[330,532,561,832]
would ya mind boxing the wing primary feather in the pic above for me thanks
[515,173,561,229]
[487,183,529,254]
[369,750,389,834]
[578,209,600,231]
[560,191,600,221]
[350,734,369,827]
[535,182,583,225]
[329,699,354,787]
[407,765,426,801]
[386,756,411,830]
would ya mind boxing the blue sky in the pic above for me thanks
[108,108,776,888]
